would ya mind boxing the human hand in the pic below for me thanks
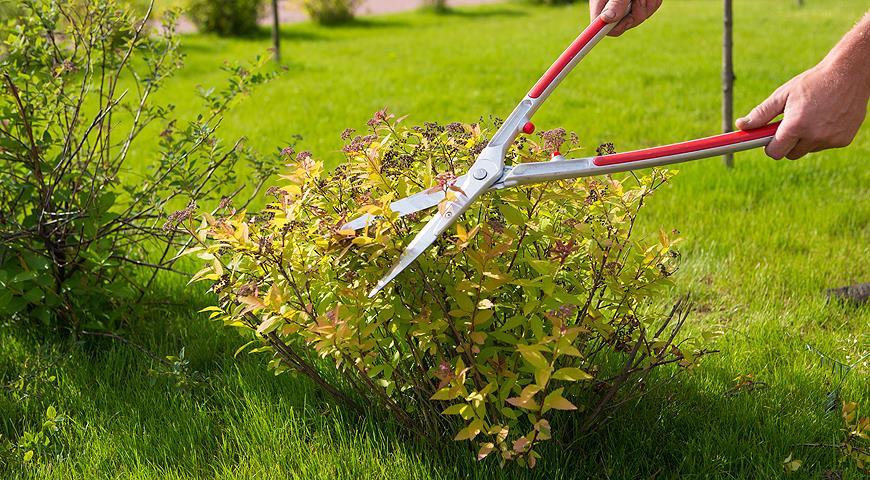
[589,0,663,37]
[736,62,870,160]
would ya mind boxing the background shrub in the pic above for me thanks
[188,0,264,36]
[0,0,280,332]
[527,0,580,5]
[422,0,449,13]
[0,0,22,20]
[185,113,713,467]
[302,0,361,25]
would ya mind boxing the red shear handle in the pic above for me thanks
[529,17,610,99]
[593,122,781,166]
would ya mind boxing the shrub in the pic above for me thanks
[528,0,579,5]
[185,112,711,467]
[301,0,360,25]
[0,0,22,20]
[0,0,280,331]
[422,0,449,13]
[188,0,264,36]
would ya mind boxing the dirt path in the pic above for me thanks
[178,0,505,33]
[295,0,504,19]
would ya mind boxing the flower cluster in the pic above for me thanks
[163,201,197,231]
[539,127,567,152]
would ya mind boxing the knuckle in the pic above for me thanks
[777,131,799,143]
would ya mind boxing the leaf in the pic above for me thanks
[23,450,33,463]
[256,316,281,335]
[477,443,494,461]
[351,236,374,246]
[46,406,56,419]
[843,402,858,423]
[782,453,802,473]
[513,437,530,453]
[441,404,469,416]
[552,367,593,382]
[431,386,460,401]
[499,204,526,225]
[659,228,670,248]
[533,419,551,440]
[454,419,483,441]
[543,388,577,412]
[233,340,257,358]
[527,259,554,276]
[519,349,548,370]
[502,315,528,331]
[180,246,205,257]
[455,223,467,241]
[535,365,551,388]
[506,396,539,410]
[476,299,494,310]
[239,295,265,315]
[455,294,474,313]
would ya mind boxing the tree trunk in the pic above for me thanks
[722,0,734,168]
[271,0,281,63]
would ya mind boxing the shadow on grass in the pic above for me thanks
[316,16,411,30]
[2,294,864,478]
[418,7,528,20]
[178,28,328,54]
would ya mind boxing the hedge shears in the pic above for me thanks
[342,11,780,297]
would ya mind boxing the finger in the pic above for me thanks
[765,120,800,160]
[736,90,787,130]
[600,0,631,23]
[590,0,607,19]
[610,15,636,36]
[611,0,657,36]
[785,140,814,160]
[610,7,642,36]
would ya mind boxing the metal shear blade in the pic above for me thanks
[365,159,501,297]
[339,175,468,231]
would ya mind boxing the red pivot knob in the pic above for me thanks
[522,122,535,135]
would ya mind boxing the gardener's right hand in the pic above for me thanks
[589,0,663,37]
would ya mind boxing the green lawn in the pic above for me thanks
[3,0,869,478]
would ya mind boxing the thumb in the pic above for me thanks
[601,0,630,23]
[736,91,786,130]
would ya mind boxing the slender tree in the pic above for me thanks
[271,0,281,62]
[722,0,734,167]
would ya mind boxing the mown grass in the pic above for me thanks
[2,0,869,478]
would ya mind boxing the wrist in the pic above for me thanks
[822,52,870,102]
[821,13,870,100]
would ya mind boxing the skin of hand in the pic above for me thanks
[589,0,663,37]
[736,12,870,160]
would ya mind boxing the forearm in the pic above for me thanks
[822,10,870,100]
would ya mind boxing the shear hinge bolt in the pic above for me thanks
[473,168,488,180]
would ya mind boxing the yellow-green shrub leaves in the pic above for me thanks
[186,115,709,467]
